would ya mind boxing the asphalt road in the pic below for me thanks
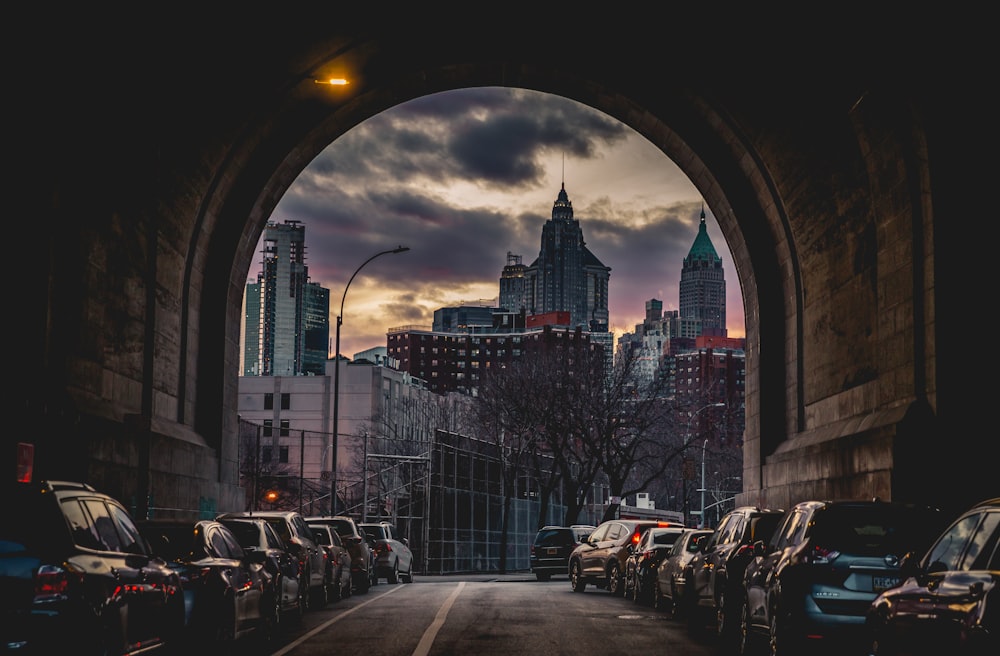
[261,573,719,656]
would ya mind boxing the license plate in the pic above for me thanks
[873,576,900,591]
[546,547,559,555]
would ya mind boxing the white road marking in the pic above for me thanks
[412,582,465,656]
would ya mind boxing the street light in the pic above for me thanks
[689,402,724,528]
[330,245,409,514]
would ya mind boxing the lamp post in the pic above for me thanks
[330,245,409,514]
[689,402,724,528]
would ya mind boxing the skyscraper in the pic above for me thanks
[523,183,610,332]
[244,220,330,376]
[498,251,527,313]
[679,206,726,336]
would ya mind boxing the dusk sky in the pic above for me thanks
[247,87,745,359]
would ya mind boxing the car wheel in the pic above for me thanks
[737,597,754,655]
[300,570,312,613]
[312,576,328,608]
[388,561,399,584]
[213,596,238,649]
[768,608,799,656]
[262,588,281,645]
[631,573,642,603]
[331,568,343,601]
[354,571,370,594]
[608,562,623,596]
[653,580,664,611]
[570,561,586,592]
[403,567,414,583]
[716,589,730,639]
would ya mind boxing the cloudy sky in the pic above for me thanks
[250,87,745,359]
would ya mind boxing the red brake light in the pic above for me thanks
[801,545,840,564]
[34,564,72,599]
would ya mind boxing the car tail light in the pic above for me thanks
[801,545,840,564]
[34,564,75,600]
[382,543,392,553]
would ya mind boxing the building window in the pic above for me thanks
[264,393,274,410]
[281,393,290,409]
[263,419,273,437]
[280,419,290,437]
[279,446,289,463]
[261,446,272,462]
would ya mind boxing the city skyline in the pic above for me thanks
[252,87,745,359]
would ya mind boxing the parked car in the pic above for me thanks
[218,515,306,621]
[624,525,691,604]
[529,525,596,581]
[306,515,376,593]
[569,519,662,595]
[308,522,353,600]
[138,519,278,648]
[684,505,785,640]
[738,498,946,655]
[653,528,713,616]
[1,480,186,655]
[359,521,415,583]
[865,497,999,656]
[216,510,328,610]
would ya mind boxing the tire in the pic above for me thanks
[261,588,281,646]
[717,588,735,644]
[737,597,755,656]
[403,568,414,583]
[330,568,343,601]
[213,596,238,651]
[311,577,328,609]
[631,573,642,604]
[570,561,586,592]
[608,561,623,596]
[653,580,665,612]
[387,561,399,584]
[354,571,370,594]
[300,570,311,613]
[768,608,800,656]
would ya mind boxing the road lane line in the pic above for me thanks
[412,582,465,656]
[269,585,405,656]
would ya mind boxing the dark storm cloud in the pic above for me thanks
[301,88,630,191]
[261,87,741,356]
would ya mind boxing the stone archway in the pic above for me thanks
[16,14,991,520]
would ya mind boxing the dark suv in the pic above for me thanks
[866,497,999,656]
[306,515,376,593]
[740,498,945,655]
[1,480,185,655]
[569,519,661,595]
[684,505,785,639]
[530,525,595,581]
